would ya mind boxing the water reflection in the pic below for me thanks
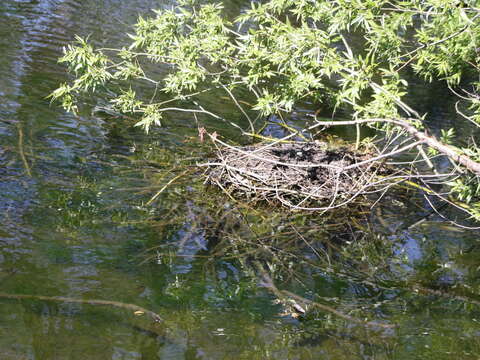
[1,0,480,359]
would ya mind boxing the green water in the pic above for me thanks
[1,1,480,359]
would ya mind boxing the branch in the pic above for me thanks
[310,116,480,175]
[0,292,163,323]
[342,140,423,171]
[255,263,396,329]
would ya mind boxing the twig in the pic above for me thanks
[146,170,190,205]
[221,83,255,133]
[394,13,480,72]
[342,140,423,171]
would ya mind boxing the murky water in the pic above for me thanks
[1,1,480,359]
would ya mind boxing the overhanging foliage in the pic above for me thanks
[51,0,480,222]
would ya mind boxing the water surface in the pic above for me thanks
[1,1,480,359]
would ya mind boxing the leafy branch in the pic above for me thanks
[51,0,480,221]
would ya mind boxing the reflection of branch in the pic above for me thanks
[0,292,163,323]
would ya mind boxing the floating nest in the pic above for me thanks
[204,141,391,209]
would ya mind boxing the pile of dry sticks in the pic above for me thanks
[203,139,394,211]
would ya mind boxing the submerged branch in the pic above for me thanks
[17,124,31,177]
[256,264,396,329]
[0,292,163,323]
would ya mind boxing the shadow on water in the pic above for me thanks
[1,0,480,359]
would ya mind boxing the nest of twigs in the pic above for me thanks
[204,141,391,209]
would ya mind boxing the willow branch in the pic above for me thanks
[310,117,480,175]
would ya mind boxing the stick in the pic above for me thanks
[255,263,396,329]
[17,125,32,177]
[309,117,480,175]
[146,170,190,205]
[0,292,163,323]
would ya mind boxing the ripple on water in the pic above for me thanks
[2,1,480,359]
